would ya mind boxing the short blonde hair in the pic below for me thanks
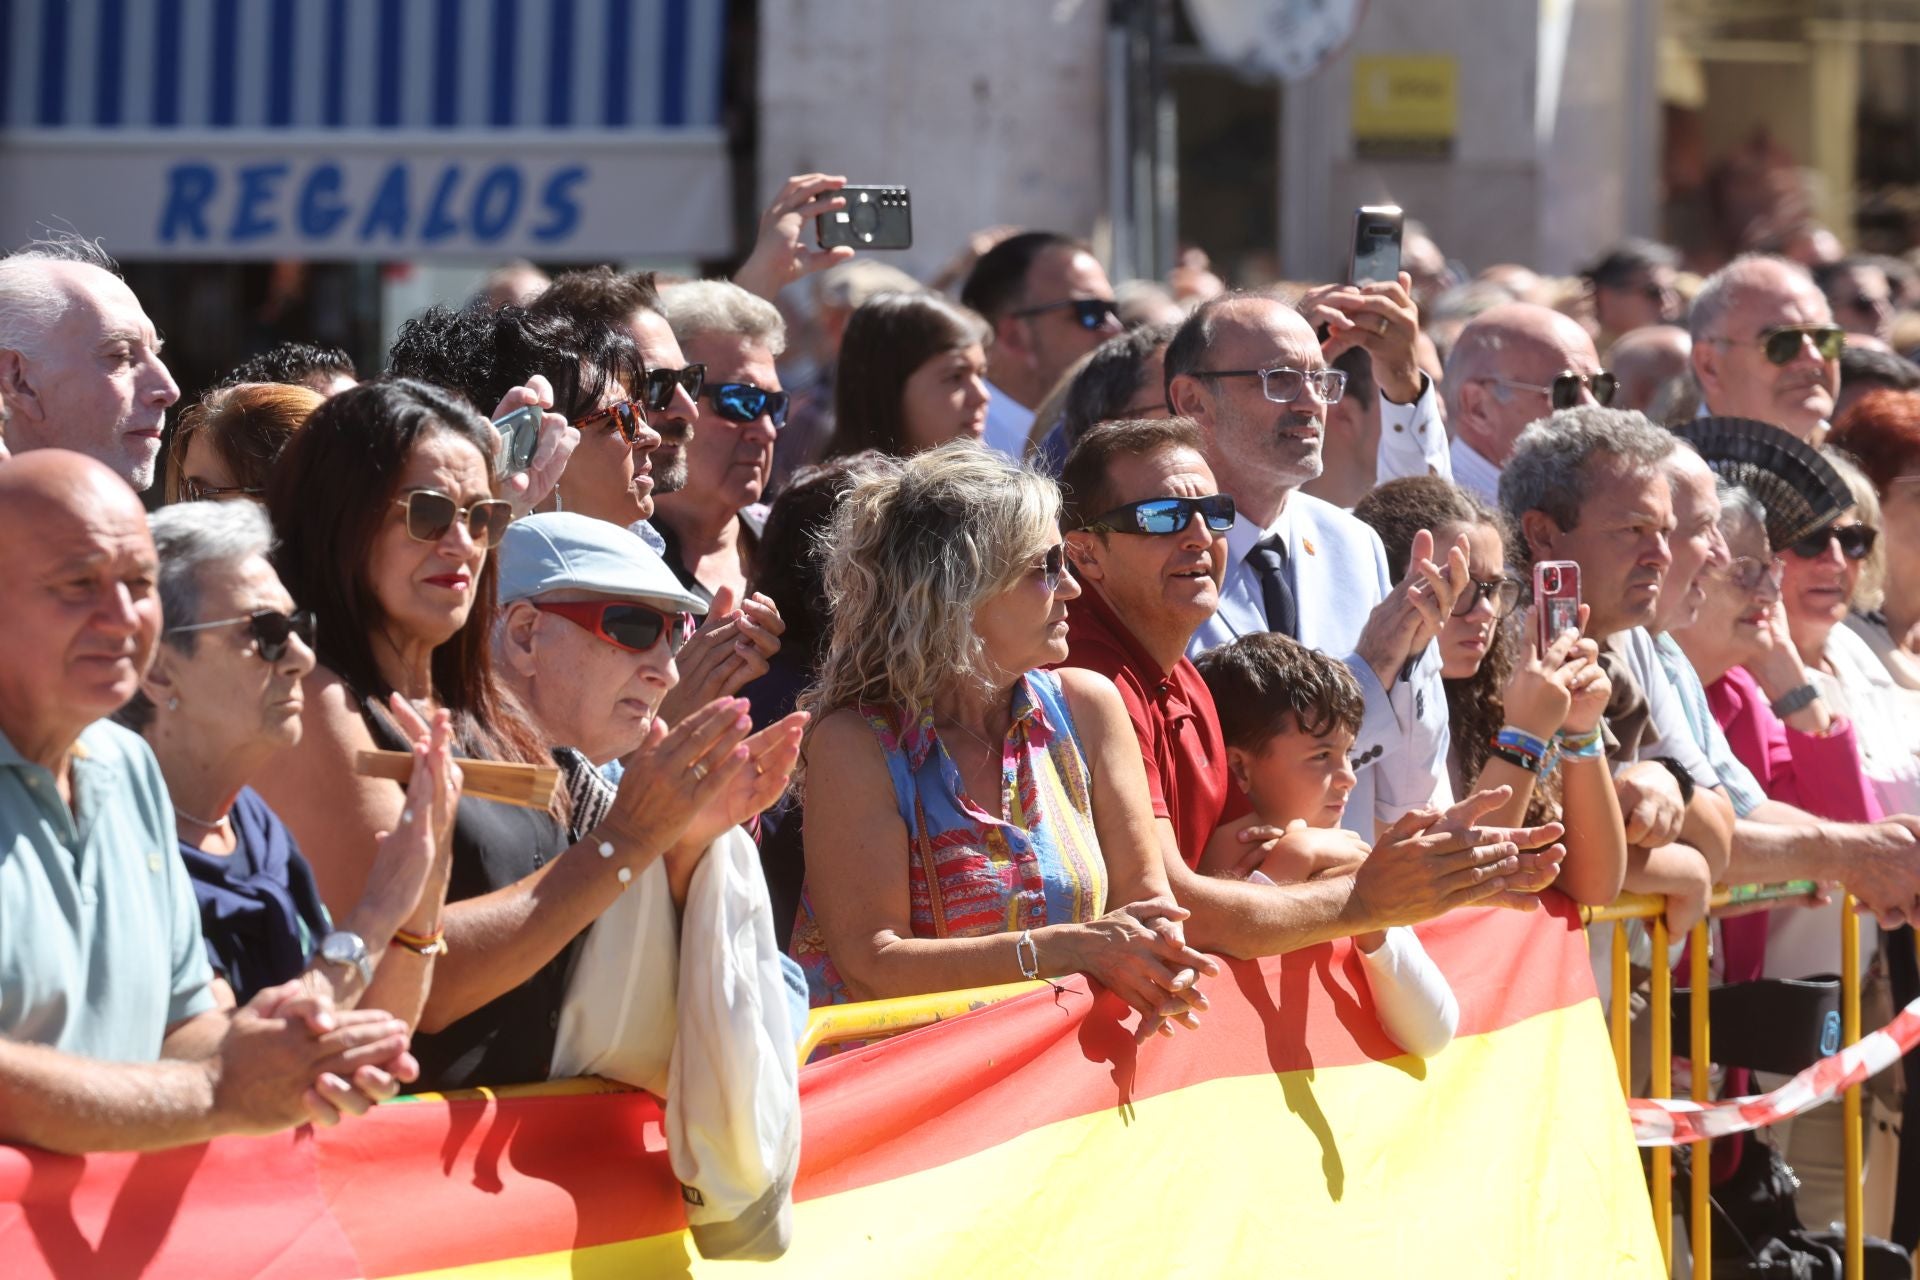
[802,441,1061,721]
[1826,448,1887,610]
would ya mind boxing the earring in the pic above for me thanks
[166,696,180,712]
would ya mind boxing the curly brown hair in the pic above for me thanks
[1352,477,1560,823]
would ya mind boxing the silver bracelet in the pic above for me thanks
[1016,929,1041,980]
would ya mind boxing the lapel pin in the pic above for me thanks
[1302,537,1316,556]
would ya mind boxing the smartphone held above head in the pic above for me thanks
[816,185,913,251]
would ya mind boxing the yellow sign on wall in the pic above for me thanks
[1352,54,1458,159]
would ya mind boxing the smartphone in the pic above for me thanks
[492,405,543,479]
[1348,205,1405,285]
[816,185,912,250]
[1533,560,1582,654]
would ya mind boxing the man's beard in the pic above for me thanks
[649,419,692,494]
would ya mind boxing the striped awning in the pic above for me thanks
[0,0,734,260]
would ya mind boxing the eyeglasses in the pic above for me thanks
[392,489,515,545]
[531,599,694,654]
[1033,543,1070,593]
[1081,494,1236,536]
[573,400,650,443]
[1452,574,1523,618]
[1483,370,1619,410]
[179,476,263,503]
[639,363,705,413]
[1785,523,1878,561]
[1011,297,1122,331]
[1725,324,1847,366]
[1195,366,1348,406]
[702,382,790,429]
[165,608,317,662]
[1726,556,1784,593]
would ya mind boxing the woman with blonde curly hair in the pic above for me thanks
[790,442,1215,1035]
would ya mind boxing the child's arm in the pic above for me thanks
[1355,926,1459,1058]
[1622,841,1714,936]
[1199,816,1369,883]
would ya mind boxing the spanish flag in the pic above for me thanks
[0,896,1659,1277]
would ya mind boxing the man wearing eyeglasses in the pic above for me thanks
[1582,238,1683,347]
[1169,293,1467,843]
[961,231,1125,459]
[1690,255,1845,445]
[1443,302,1612,503]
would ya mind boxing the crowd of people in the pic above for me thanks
[11,176,1920,1256]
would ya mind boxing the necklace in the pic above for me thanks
[937,717,1003,758]
[172,804,232,831]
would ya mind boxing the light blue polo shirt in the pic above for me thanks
[0,719,215,1061]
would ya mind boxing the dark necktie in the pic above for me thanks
[1246,533,1298,639]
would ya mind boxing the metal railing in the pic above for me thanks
[1583,882,1859,1279]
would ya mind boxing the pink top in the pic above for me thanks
[1705,666,1882,824]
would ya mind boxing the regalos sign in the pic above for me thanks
[0,132,731,262]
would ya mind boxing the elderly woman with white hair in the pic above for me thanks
[790,442,1216,1036]
[120,500,459,1018]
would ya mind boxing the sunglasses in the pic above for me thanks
[166,607,317,662]
[1485,370,1619,410]
[1785,523,1878,561]
[179,476,263,503]
[1032,543,1070,593]
[1727,555,1784,593]
[639,363,706,413]
[573,399,650,443]
[1197,366,1348,406]
[1082,494,1236,536]
[532,599,693,654]
[1011,297,1122,331]
[1453,574,1523,618]
[1748,325,1847,366]
[392,489,515,545]
[703,382,790,428]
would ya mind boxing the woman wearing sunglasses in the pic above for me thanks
[1773,453,1920,816]
[163,381,324,506]
[257,379,727,1090]
[790,442,1215,1038]
[117,500,459,1022]
[821,292,992,460]
[1354,477,1626,907]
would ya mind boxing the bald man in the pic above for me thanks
[1608,325,1693,416]
[0,238,181,489]
[1443,302,1608,501]
[0,452,417,1153]
[1689,254,1842,444]
[1168,293,1466,840]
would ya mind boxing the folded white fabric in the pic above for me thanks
[551,826,800,1260]
[1357,924,1459,1059]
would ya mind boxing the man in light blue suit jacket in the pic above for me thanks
[1170,293,1460,839]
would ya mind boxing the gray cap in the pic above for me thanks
[496,513,709,615]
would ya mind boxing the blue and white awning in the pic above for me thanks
[0,0,734,260]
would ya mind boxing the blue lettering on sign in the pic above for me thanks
[158,162,218,242]
[358,163,411,242]
[153,159,590,249]
[469,166,522,243]
[419,165,464,243]
[299,164,349,238]
[229,163,290,242]
[532,166,587,243]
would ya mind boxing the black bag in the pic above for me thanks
[1676,1137,1910,1278]
[1672,975,1842,1076]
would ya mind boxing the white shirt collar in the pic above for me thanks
[1449,437,1502,502]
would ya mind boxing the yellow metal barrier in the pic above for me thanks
[1585,882,1861,1280]
[797,979,1045,1064]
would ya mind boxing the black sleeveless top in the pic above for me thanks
[362,699,576,1091]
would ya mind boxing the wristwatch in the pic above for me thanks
[317,930,375,989]
[1769,682,1821,720]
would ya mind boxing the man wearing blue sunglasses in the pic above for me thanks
[962,231,1125,459]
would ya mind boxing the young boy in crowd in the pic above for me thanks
[1195,633,1458,1058]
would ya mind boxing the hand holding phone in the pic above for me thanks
[1533,561,1582,655]
[492,405,544,480]
[816,185,913,251]
[1348,205,1404,285]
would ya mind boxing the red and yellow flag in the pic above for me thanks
[0,896,1659,1277]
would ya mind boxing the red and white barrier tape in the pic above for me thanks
[1630,997,1920,1146]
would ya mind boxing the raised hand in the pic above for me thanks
[488,376,578,514]
[655,586,784,727]
[731,174,856,300]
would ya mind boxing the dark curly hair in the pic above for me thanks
[1352,476,1559,822]
[386,303,640,423]
[216,340,357,392]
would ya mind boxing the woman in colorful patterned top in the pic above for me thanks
[792,442,1216,1037]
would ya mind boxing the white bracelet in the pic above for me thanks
[1016,929,1041,980]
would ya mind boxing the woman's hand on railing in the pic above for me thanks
[1050,898,1218,1042]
